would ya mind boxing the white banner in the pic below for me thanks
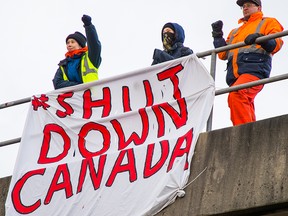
[6,54,215,216]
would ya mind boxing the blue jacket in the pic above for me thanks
[152,22,193,65]
[53,24,102,89]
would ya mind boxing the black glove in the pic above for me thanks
[244,33,263,45]
[82,14,92,26]
[211,20,223,38]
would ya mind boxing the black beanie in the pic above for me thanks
[66,31,87,48]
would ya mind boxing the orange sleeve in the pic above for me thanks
[261,18,284,54]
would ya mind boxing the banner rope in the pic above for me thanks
[153,166,208,215]
[183,166,207,190]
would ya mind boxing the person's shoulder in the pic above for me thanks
[262,17,284,28]
[58,58,68,66]
[262,16,281,22]
[181,46,193,55]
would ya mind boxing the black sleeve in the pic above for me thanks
[213,37,227,48]
[260,39,277,53]
[84,24,102,68]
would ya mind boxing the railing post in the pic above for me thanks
[206,52,217,132]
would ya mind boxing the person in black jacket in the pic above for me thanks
[152,22,193,65]
[53,14,101,89]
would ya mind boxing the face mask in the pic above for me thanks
[163,32,176,51]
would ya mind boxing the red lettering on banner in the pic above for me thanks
[144,140,169,178]
[78,122,111,158]
[11,131,195,214]
[56,92,74,118]
[9,62,206,214]
[77,155,107,193]
[44,164,73,205]
[12,168,45,214]
[157,64,184,99]
[111,108,149,150]
[122,80,154,113]
[167,129,193,172]
[106,148,137,186]
[152,98,188,138]
[122,86,132,112]
[143,80,154,107]
[82,88,111,119]
[32,95,50,111]
[38,124,71,164]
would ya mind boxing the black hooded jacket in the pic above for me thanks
[152,22,193,65]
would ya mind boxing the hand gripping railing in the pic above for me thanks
[1,30,288,147]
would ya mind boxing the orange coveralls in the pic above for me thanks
[218,11,283,126]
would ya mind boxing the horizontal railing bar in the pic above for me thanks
[1,30,288,146]
[196,30,288,58]
[1,30,287,110]
[0,138,21,147]
[0,97,31,109]
[215,73,288,95]
[1,73,288,147]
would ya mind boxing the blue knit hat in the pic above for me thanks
[66,31,86,48]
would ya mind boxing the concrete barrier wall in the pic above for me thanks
[156,114,288,215]
[0,176,11,216]
[1,115,288,215]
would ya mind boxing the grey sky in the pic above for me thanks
[0,0,287,177]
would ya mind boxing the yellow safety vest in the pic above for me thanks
[60,52,98,83]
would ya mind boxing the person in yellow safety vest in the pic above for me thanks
[211,0,284,126]
[53,14,101,90]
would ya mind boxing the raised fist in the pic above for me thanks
[82,14,92,26]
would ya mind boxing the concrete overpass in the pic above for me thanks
[1,114,288,216]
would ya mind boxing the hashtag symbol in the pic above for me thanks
[32,94,50,111]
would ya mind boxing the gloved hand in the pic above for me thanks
[82,14,92,26]
[244,33,263,45]
[211,20,223,38]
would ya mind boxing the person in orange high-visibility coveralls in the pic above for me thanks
[211,0,284,126]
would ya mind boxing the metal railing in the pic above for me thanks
[1,30,288,147]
